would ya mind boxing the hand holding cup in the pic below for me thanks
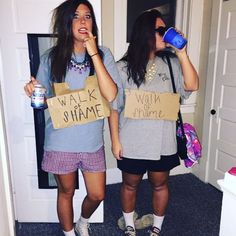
[163,27,187,50]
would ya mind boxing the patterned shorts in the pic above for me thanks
[42,146,106,175]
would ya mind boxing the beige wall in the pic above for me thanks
[194,0,212,140]
[102,0,116,169]
[193,0,213,179]
[101,0,114,53]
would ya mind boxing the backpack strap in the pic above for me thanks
[165,55,185,138]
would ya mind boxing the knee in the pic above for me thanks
[122,181,139,192]
[152,181,168,192]
[58,187,75,199]
[88,191,105,202]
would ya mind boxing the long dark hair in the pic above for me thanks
[121,9,165,88]
[49,0,100,82]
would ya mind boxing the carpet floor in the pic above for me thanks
[16,173,222,236]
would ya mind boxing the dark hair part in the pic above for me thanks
[121,9,165,88]
[49,0,100,82]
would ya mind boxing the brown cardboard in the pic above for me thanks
[124,89,180,121]
[47,75,110,129]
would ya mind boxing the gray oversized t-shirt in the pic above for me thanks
[112,56,191,160]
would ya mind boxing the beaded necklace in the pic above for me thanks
[145,59,157,82]
[68,57,90,74]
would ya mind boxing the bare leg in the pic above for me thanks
[54,172,77,231]
[148,171,169,216]
[121,172,143,213]
[81,171,106,218]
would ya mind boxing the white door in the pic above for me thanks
[207,0,236,188]
[0,0,103,222]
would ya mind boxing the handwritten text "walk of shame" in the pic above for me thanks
[124,89,180,121]
[47,81,110,129]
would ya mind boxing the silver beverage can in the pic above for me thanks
[31,84,46,109]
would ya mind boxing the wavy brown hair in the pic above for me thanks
[49,0,100,82]
[121,9,165,88]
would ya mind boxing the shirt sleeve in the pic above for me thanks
[101,46,124,112]
[109,60,125,113]
[36,53,53,98]
[172,57,192,100]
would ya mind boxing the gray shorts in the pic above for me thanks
[41,146,106,175]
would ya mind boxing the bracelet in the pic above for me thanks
[91,52,99,57]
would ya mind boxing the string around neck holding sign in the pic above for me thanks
[68,57,90,74]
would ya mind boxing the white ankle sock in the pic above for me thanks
[153,214,164,230]
[77,215,89,226]
[63,228,76,236]
[123,211,135,228]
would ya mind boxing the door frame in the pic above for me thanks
[0,50,15,235]
[201,0,222,183]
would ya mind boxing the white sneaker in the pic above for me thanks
[124,226,136,236]
[75,221,90,236]
[148,226,161,236]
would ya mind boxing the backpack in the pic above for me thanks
[176,123,202,168]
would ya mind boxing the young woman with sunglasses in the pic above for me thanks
[109,9,199,236]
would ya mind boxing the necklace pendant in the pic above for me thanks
[68,58,90,73]
[145,61,157,82]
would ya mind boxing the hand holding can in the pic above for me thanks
[24,77,39,97]
[24,77,46,109]
[31,84,46,109]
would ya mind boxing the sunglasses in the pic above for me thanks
[155,27,167,36]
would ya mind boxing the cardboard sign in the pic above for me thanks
[124,89,180,121]
[47,75,110,129]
